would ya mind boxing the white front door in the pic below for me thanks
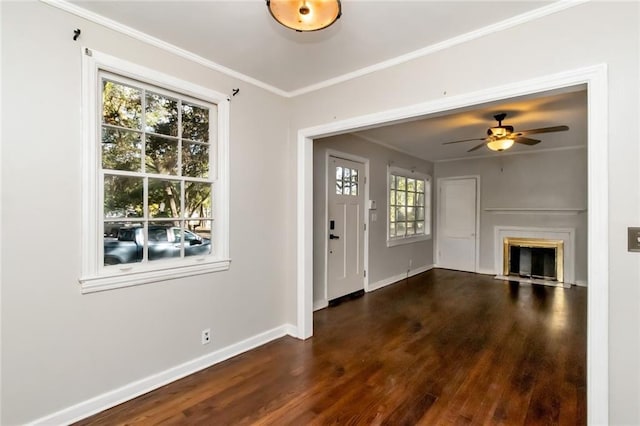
[437,177,478,272]
[327,156,365,300]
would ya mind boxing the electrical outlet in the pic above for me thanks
[201,328,211,345]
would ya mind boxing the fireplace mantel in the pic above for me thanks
[494,226,576,285]
[484,207,586,215]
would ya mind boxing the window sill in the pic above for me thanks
[79,258,231,294]
[386,234,431,248]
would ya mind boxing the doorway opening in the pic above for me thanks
[297,65,608,422]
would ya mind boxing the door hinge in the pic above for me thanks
[364,223,366,231]
[364,270,367,277]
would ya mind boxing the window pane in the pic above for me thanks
[396,222,406,237]
[182,103,210,142]
[104,175,143,218]
[336,180,343,195]
[352,169,358,181]
[390,190,396,205]
[397,191,406,206]
[397,207,406,221]
[185,181,212,219]
[145,92,178,136]
[416,221,425,234]
[146,135,178,175]
[344,185,351,195]
[351,182,358,196]
[185,220,212,257]
[336,166,343,180]
[397,176,406,190]
[390,175,396,189]
[102,127,142,172]
[148,179,181,218]
[407,207,415,221]
[102,80,142,130]
[389,206,396,222]
[407,192,415,206]
[407,178,415,192]
[389,223,396,238]
[406,222,415,236]
[416,193,425,207]
[148,221,180,261]
[416,180,425,193]
[416,207,425,220]
[344,168,351,179]
[104,221,127,238]
[104,223,143,266]
[182,142,209,178]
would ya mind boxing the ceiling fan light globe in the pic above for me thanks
[487,138,515,152]
[267,0,341,32]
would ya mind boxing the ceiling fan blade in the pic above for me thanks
[442,138,486,145]
[515,137,541,146]
[467,142,486,152]
[516,125,569,136]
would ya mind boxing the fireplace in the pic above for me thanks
[503,237,564,282]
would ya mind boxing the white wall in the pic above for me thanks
[313,134,434,306]
[435,148,588,283]
[289,2,639,423]
[1,3,293,424]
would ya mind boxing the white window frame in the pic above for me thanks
[80,48,230,293]
[387,166,431,247]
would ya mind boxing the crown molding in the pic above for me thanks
[350,132,428,161]
[287,0,590,97]
[434,144,586,163]
[41,0,588,99]
[39,0,290,98]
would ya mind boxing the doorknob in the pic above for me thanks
[329,234,340,240]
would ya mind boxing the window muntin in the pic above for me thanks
[335,166,359,196]
[388,168,431,244]
[100,73,216,267]
[81,49,230,292]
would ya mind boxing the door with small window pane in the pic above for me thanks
[327,156,365,301]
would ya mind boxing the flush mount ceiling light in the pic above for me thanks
[267,0,342,32]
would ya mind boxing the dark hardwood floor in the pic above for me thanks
[75,269,586,425]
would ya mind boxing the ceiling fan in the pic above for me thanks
[442,113,569,152]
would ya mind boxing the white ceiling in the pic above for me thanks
[348,86,588,162]
[65,0,586,161]
[70,0,553,93]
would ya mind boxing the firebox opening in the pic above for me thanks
[503,237,564,283]
[509,246,557,281]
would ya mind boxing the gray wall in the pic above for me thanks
[435,148,588,283]
[313,135,434,306]
[289,3,639,423]
[1,3,292,424]
[2,1,640,424]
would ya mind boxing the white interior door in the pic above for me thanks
[327,156,365,300]
[437,177,478,272]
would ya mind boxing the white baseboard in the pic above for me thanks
[476,268,496,275]
[29,324,297,426]
[313,299,328,311]
[575,280,588,287]
[368,264,434,292]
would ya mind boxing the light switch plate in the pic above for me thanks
[628,227,640,252]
